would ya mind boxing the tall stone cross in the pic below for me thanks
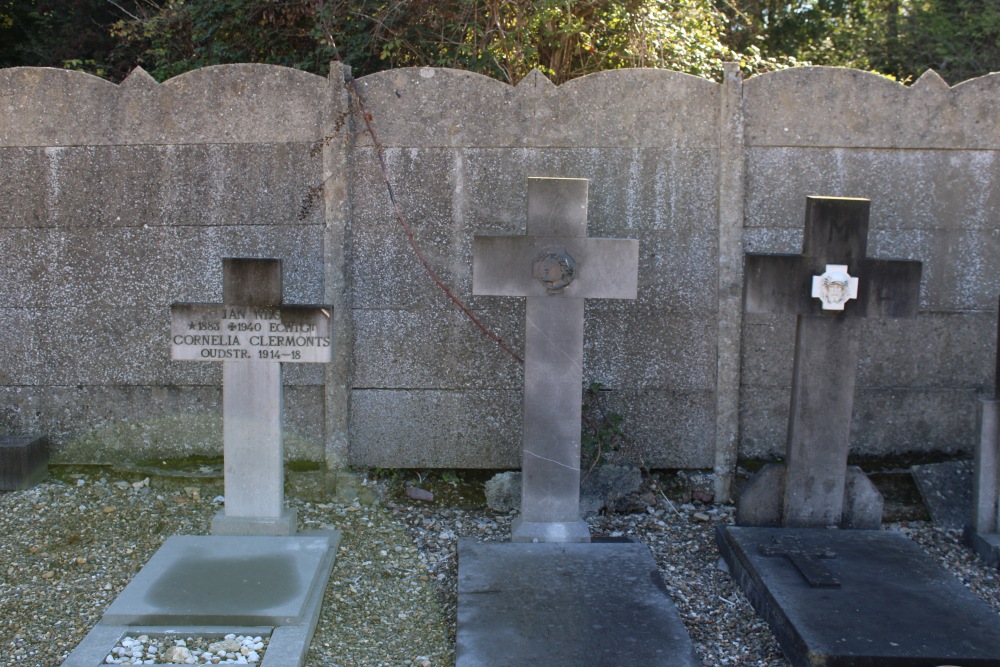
[171,258,333,536]
[740,197,922,528]
[473,177,639,542]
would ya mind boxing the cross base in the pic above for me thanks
[511,518,591,543]
[737,463,883,529]
[212,508,298,537]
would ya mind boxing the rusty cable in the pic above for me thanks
[319,22,524,365]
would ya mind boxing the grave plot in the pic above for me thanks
[63,259,340,667]
[718,197,1000,667]
[458,177,697,667]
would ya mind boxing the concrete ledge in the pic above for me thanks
[211,508,298,536]
[968,531,1000,567]
[511,518,591,543]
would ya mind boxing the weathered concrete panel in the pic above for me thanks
[0,144,323,229]
[851,388,978,457]
[599,388,716,469]
[350,389,522,467]
[0,385,324,462]
[353,67,719,149]
[0,65,328,146]
[353,306,524,390]
[2,63,999,474]
[584,302,716,392]
[745,67,1000,149]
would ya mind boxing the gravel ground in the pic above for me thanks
[2,468,998,667]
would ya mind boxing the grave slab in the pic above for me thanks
[456,539,699,667]
[63,532,339,667]
[103,534,338,626]
[716,525,1000,667]
[0,435,48,490]
[911,459,973,529]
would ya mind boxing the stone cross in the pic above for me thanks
[758,535,840,589]
[740,197,922,528]
[473,177,639,542]
[171,258,333,536]
[971,295,1000,565]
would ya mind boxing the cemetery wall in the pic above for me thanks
[1,63,998,494]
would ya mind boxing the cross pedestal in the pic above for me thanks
[171,258,333,536]
[738,197,922,528]
[473,177,639,542]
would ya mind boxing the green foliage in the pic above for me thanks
[581,382,631,476]
[894,0,1000,84]
[1,1,995,90]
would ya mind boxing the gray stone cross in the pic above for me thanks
[740,197,922,528]
[473,177,639,542]
[171,258,333,536]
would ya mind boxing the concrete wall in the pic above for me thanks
[1,63,998,493]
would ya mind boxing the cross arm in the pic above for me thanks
[856,259,922,319]
[743,254,809,315]
[472,235,639,299]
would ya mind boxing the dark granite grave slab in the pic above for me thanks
[912,459,973,528]
[0,435,48,490]
[716,525,1000,667]
[457,539,698,667]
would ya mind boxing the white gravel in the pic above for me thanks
[1,468,998,667]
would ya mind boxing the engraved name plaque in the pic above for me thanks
[170,303,332,363]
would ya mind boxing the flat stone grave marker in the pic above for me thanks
[717,525,1000,667]
[459,178,697,667]
[457,540,699,667]
[912,459,973,529]
[63,258,340,667]
[737,196,922,529]
[969,295,1000,566]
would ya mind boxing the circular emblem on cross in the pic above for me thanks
[534,251,576,292]
[811,264,859,310]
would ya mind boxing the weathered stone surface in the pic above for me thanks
[580,464,643,515]
[0,64,329,146]
[457,539,699,667]
[350,390,521,468]
[484,472,521,512]
[0,435,48,491]
[717,525,1000,666]
[745,67,1000,149]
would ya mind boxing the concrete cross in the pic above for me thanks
[971,295,1000,565]
[171,258,333,536]
[473,177,639,542]
[741,197,922,528]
